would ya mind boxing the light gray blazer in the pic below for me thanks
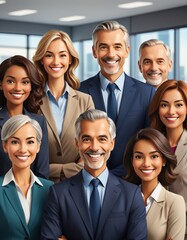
[169,129,187,211]
[146,185,185,240]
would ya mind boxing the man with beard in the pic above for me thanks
[40,109,147,240]
[138,39,172,88]
[79,20,155,177]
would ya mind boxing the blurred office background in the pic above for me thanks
[0,0,187,82]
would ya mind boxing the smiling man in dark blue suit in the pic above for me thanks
[79,20,155,177]
[41,109,147,240]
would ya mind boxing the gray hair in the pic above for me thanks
[139,39,172,62]
[1,114,42,145]
[75,109,116,140]
[92,20,130,49]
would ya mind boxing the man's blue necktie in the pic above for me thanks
[89,178,101,236]
[107,83,117,123]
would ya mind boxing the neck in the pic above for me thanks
[48,78,65,100]
[6,104,23,116]
[141,179,158,205]
[166,126,184,147]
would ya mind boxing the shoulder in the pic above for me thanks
[80,74,99,88]
[165,189,185,204]
[38,177,53,187]
[126,74,154,90]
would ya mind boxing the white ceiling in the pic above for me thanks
[0,0,187,26]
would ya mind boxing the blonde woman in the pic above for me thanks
[33,30,94,182]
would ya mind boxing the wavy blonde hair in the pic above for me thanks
[33,30,80,89]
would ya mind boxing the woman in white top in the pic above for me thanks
[0,114,53,240]
[124,128,185,240]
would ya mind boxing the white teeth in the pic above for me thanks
[51,67,61,71]
[89,154,101,158]
[167,117,178,121]
[106,61,116,64]
[17,156,28,161]
[11,94,23,97]
[141,170,153,174]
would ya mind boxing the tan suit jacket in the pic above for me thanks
[147,185,185,240]
[40,87,94,182]
[169,129,187,211]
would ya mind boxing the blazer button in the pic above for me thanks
[57,152,62,156]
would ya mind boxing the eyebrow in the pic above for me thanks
[46,50,68,54]
[134,150,160,154]
[5,75,30,80]
[160,99,184,103]
[10,136,36,140]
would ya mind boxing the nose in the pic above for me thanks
[53,56,60,66]
[90,139,99,151]
[143,157,151,167]
[14,82,21,91]
[107,47,115,58]
[19,143,27,153]
[168,105,176,115]
[150,61,158,71]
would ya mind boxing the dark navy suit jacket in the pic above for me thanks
[0,107,49,178]
[41,171,147,240]
[79,73,155,176]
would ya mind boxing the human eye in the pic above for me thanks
[176,102,184,107]
[11,140,19,145]
[6,79,14,84]
[82,137,90,142]
[151,154,159,159]
[143,60,151,65]
[133,154,142,160]
[27,140,35,144]
[99,137,107,142]
[160,102,168,108]
[60,53,67,58]
[99,45,107,50]
[157,59,165,65]
[22,79,31,85]
[45,53,52,58]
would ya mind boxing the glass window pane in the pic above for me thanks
[28,35,42,60]
[0,48,27,62]
[179,27,187,82]
[73,41,82,81]
[0,33,27,47]
[131,30,174,82]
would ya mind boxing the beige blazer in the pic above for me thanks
[147,185,185,240]
[169,129,187,211]
[40,87,94,182]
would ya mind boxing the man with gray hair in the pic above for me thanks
[138,39,172,88]
[41,109,147,240]
[79,20,155,177]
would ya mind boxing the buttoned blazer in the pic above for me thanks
[79,73,155,176]
[40,171,147,240]
[39,87,95,182]
[0,176,53,240]
[169,129,187,210]
[146,185,185,240]
[0,107,49,179]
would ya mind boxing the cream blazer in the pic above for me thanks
[169,129,187,211]
[39,87,94,182]
[146,185,185,240]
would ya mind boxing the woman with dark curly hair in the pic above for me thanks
[124,128,185,240]
[0,55,49,178]
[33,30,94,182]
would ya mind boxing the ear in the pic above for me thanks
[110,138,115,151]
[168,60,172,72]
[92,46,97,59]
[162,158,166,167]
[138,60,143,73]
[36,144,40,154]
[75,138,79,150]
[2,142,8,153]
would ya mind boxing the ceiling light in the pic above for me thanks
[118,1,153,9]
[0,0,6,4]
[59,16,86,22]
[8,9,37,16]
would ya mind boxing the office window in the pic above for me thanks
[0,33,27,62]
[131,30,174,82]
[28,35,42,61]
[179,27,187,82]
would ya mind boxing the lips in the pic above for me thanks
[16,155,29,161]
[166,116,179,122]
[10,93,24,98]
[140,169,154,174]
[51,67,62,72]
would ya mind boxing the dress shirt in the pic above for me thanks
[100,72,125,114]
[141,182,162,213]
[2,168,43,224]
[82,168,109,207]
[45,81,69,136]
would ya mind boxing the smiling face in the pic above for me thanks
[138,44,172,87]
[92,29,129,82]
[132,139,165,186]
[1,65,31,109]
[159,89,187,132]
[75,119,114,177]
[3,123,40,171]
[42,38,72,82]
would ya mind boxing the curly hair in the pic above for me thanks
[124,128,177,187]
[0,55,44,113]
[148,80,187,132]
[33,30,80,90]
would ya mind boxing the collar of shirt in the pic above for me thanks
[45,81,70,100]
[2,168,43,187]
[141,182,162,213]
[99,72,125,92]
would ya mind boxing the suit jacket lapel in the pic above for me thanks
[88,74,106,111]
[40,94,61,145]
[175,129,187,165]
[69,172,93,239]
[3,181,31,238]
[0,107,10,128]
[96,173,121,238]
[61,88,78,139]
[116,74,136,130]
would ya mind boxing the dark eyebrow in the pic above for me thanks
[46,50,68,54]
